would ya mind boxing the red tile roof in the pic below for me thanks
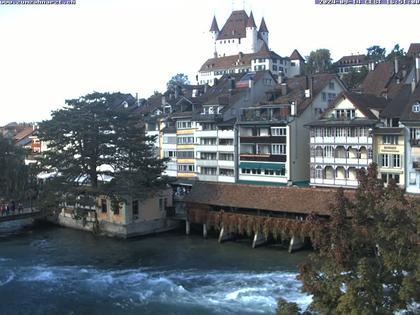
[246,11,256,28]
[268,73,343,115]
[336,54,367,67]
[289,49,304,61]
[407,43,420,57]
[185,182,355,216]
[199,45,282,72]
[14,126,34,142]
[217,10,249,40]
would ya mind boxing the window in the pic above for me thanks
[164,150,176,158]
[200,152,217,160]
[113,203,120,215]
[410,128,420,140]
[101,199,107,213]
[177,151,194,159]
[325,146,334,158]
[132,200,139,218]
[178,164,195,172]
[201,167,217,175]
[329,82,335,89]
[336,109,355,119]
[412,103,420,113]
[176,121,192,129]
[200,138,217,145]
[393,154,401,168]
[315,167,323,179]
[327,93,336,102]
[219,139,234,145]
[201,122,216,130]
[177,136,194,144]
[163,136,177,144]
[381,173,400,184]
[272,144,286,155]
[219,153,234,160]
[271,127,287,136]
[380,154,389,167]
[322,92,327,101]
[383,135,398,145]
[219,168,234,176]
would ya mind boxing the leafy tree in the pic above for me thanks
[305,49,332,74]
[386,44,406,61]
[341,66,368,90]
[0,136,37,202]
[367,45,386,64]
[38,92,169,205]
[166,73,190,95]
[278,164,419,314]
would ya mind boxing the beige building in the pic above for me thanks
[96,189,176,238]
[374,128,405,187]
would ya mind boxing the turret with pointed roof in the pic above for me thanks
[209,16,219,33]
[259,17,268,33]
[246,11,257,28]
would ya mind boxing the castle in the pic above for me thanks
[197,10,304,86]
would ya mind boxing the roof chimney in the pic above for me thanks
[412,78,416,94]
[416,53,420,84]
[229,77,235,92]
[369,61,376,71]
[394,56,399,76]
[281,83,288,96]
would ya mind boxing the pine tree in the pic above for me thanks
[38,92,169,206]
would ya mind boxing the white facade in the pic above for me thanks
[195,121,236,183]
[405,125,420,194]
[309,97,376,188]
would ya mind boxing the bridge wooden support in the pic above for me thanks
[185,220,190,235]
[288,235,304,253]
[203,223,208,238]
[252,231,267,248]
[218,226,234,243]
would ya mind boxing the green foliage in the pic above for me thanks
[166,73,190,94]
[305,49,332,74]
[341,66,368,91]
[0,135,38,202]
[367,45,386,64]
[38,92,169,210]
[296,164,419,315]
[386,44,406,61]
[277,298,301,315]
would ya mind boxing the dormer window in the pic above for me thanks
[412,102,420,113]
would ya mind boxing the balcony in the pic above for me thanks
[218,160,234,168]
[197,174,218,182]
[310,136,371,145]
[196,159,218,167]
[195,144,218,152]
[218,145,234,152]
[239,107,290,123]
[195,130,217,137]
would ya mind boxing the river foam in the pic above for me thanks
[0,264,310,314]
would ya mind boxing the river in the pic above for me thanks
[0,225,310,315]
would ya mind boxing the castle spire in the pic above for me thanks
[209,15,219,32]
[246,11,256,28]
[259,17,268,33]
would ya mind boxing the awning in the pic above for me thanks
[239,162,285,171]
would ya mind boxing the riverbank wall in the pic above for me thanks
[56,211,182,238]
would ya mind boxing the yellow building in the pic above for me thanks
[374,128,405,187]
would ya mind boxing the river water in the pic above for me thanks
[0,226,310,315]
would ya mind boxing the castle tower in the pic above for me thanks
[258,17,269,48]
[209,16,219,57]
[246,11,257,53]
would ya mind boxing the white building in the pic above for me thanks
[308,92,387,188]
[238,73,346,186]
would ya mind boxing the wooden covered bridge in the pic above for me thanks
[182,182,355,252]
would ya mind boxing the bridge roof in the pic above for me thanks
[184,182,355,216]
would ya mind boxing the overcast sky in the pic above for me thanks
[0,0,419,125]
